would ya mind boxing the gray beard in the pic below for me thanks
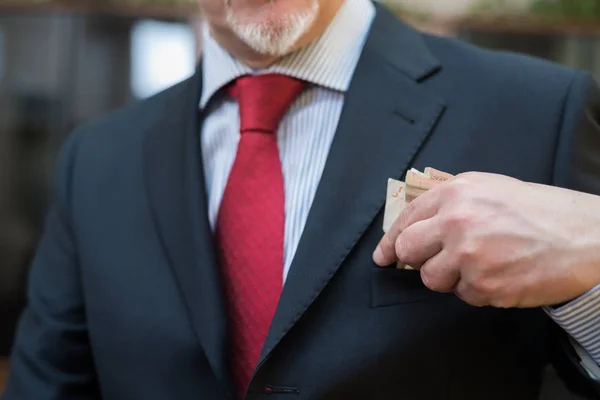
[225,1,319,56]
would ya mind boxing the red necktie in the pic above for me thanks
[215,74,306,399]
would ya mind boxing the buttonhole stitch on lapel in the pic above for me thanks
[393,109,416,125]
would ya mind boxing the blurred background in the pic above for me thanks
[0,0,599,397]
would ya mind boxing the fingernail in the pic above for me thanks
[421,272,430,289]
[373,246,384,265]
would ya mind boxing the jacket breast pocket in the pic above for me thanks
[370,267,452,308]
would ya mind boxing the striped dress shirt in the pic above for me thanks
[200,0,374,279]
[198,0,600,375]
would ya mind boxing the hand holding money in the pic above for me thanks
[374,170,600,309]
[382,167,453,234]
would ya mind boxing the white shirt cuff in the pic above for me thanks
[544,284,600,366]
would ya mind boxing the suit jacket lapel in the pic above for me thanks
[259,5,447,366]
[144,66,233,399]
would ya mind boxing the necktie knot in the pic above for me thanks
[229,74,306,134]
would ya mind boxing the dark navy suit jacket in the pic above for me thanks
[4,4,600,400]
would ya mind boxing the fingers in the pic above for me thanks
[373,187,442,266]
[420,250,460,293]
[455,279,489,307]
[394,217,443,269]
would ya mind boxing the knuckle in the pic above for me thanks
[489,291,513,308]
[421,264,457,293]
[442,210,475,232]
[470,275,500,297]
[461,279,479,296]
[490,297,512,309]
[421,268,442,292]
[491,285,520,308]
[458,274,497,307]
[380,233,396,259]
[455,287,483,307]
[454,286,469,302]
[420,267,435,289]
[454,240,479,264]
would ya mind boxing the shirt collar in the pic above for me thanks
[199,0,375,109]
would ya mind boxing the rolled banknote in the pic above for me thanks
[383,178,406,233]
[424,167,454,182]
[384,167,454,269]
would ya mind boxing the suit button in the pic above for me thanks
[264,385,300,394]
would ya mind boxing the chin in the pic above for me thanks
[226,0,319,57]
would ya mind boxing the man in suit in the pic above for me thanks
[3,0,600,398]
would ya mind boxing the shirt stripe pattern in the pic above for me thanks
[546,285,600,365]
[200,0,375,280]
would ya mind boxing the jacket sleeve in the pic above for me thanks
[550,70,600,399]
[1,131,101,400]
